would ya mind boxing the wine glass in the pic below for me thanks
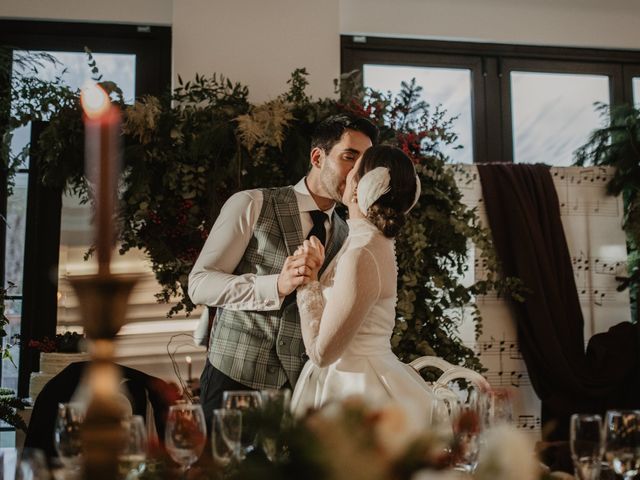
[118,415,148,480]
[54,402,85,472]
[570,413,604,480]
[259,389,291,462]
[164,404,207,476]
[604,409,640,479]
[211,408,242,467]
[222,390,262,456]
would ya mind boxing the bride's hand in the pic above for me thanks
[294,236,325,283]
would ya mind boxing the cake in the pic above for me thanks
[29,352,90,401]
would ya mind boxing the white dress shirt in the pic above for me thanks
[188,178,335,312]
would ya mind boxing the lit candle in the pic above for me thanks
[80,84,121,276]
[186,355,192,382]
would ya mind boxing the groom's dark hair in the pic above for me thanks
[311,113,379,153]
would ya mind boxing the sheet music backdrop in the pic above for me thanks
[454,165,629,441]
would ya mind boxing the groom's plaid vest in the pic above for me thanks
[207,186,348,390]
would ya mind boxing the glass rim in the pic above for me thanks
[571,413,602,421]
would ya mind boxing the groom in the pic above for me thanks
[188,113,378,422]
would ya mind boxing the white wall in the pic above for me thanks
[172,0,340,102]
[340,0,640,50]
[0,0,172,25]
[3,0,640,100]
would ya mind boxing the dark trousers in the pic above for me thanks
[199,359,254,427]
[199,359,293,428]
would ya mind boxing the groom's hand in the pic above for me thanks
[277,252,320,297]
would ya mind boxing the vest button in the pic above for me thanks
[279,340,286,346]
[267,366,277,373]
[300,353,309,361]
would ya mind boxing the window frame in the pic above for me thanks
[0,19,172,397]
[341,35,640,163]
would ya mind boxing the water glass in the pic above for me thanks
[604,409,640,479]
[54,402,85,470]
[570,413,604,480]
[452,392,484,473]
[222,390,262,455]
[165,404,207,474]
[211,408,242,466]
[118,415,147,479]
[259,389,291,462]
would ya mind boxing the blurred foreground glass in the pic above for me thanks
[211,408,242,466]
[570,413,604,480]
[15,448,50,480]
[488,389,514,426]
[259,389,291,462]
[452,390,486,473]
[222,390,262,456]
[118,415,147,479]
[165,404,207,475]
[604,410,640,479]
[54,402,85,471]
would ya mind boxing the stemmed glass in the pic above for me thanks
[164,404,207,476]
[604,409,640,479]
[54,402,85,472]
[570,413,604,480]
[222,390,262,457]
[118,415,148,480]
[211,408,242,467]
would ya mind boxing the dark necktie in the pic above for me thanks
[307,210,328,246]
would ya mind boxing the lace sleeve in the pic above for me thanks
[296,246,381,367]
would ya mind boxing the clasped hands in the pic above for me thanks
[277,236,325,297]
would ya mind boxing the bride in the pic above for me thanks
[290,144,435,426]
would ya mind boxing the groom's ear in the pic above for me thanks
[310,147,323,168]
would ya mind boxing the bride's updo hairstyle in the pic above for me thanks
[355,145,418,238]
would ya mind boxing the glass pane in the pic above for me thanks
[2,299,21,393]
[363,64,474,164]
[10,50,136,169]
[634,77,640,106]
[511,71,610,166]
[4,173,28,296]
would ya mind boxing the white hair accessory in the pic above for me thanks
[357,167,391,215]
[405,175,421,213]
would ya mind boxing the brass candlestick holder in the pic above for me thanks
[69,273,140,480]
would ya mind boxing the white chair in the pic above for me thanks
[409,355,491,404]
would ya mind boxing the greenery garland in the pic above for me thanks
[5,59,524,374]
[575,102,640,319]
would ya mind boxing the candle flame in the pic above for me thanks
[81,83,110,118]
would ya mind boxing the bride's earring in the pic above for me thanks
[350,187,358,204]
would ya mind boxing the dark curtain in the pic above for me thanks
[476,163,639,444]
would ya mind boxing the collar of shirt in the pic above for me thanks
[293,178,336,223]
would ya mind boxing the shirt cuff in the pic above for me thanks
[254,274,282,310]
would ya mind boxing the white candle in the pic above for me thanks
[81,84,121,276]
[186,355,192,381]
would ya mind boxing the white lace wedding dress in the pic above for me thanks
[291,218,435,427]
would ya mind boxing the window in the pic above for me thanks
[342,36,640,164]
[1,20,171,397]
